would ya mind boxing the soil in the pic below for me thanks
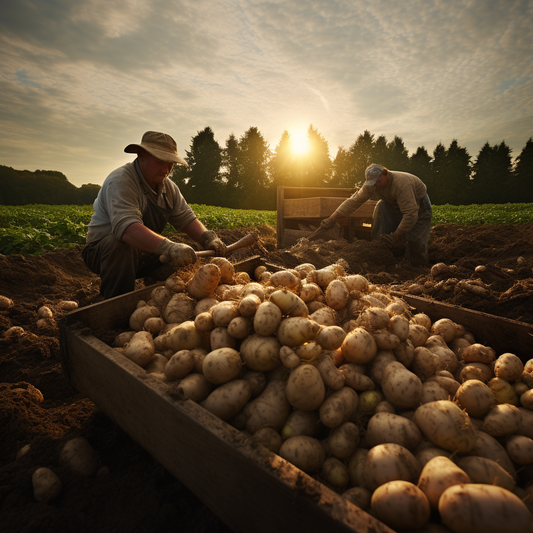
[1,222,532,533]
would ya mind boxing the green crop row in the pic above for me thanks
[0,203,531,256]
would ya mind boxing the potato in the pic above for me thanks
[358,307,390,331]
[363,443,421,492]
[340,327,378,364]
[339,363,375,391]
[124,330,155,367]
[241,370,266,398]
[470,430,516,480]
[306,267,336,289]
[439,483,533,533]
[461,343,496,364]
[342,487,372,511]
[319,387,358,428]
[316,352,345,390]
[309,306,337,326]
[244,380,292,434]
[415,446,452,468]
[162,294,194,326]
[201,347,242,385]
[506,435,533,465]
[411,346,440,380]
[129,305,160,331]
[253,301,282,336]
[373,330,401,351]
[187,263,221,299]
[325,421,360,459]
[227,316,253,340]
[58,300,79,311]
[269,289,308,317]
[194,297,217,316]
[144,353,169,374]
[201,379,252,420]
[482,403,521,437]
[347,448,369,487]
[286,364,326,411]
[238,294,262,318]
[294,341,322,361]
[210,326,237,350]
[59,437,99,477]
[365,412,423,451]
[279,345,301,370]
[430,318,457,343]
[315,325,346,351]
[278,436,325,473]
[299,282,322,303]
[494,353,524,382]
[412,312,432,330]
[324,279,350,310]
[277,317,321,348]
[430,345,460,374]
[294,262,316,278]
[454,379,495,418]
[37,305,53,318]
[368,350,396,386]
[371,480,431,530]
[412,400,476,453]
[171,373,212,401]
[165,273,186,293]
[381,361,423,410]
[456,456,515,491]
[322,457,349,488]
[388,314,409,342]
[194,311,215,333]
[144,317,166,336]
[426,372,460,397]
[240,333,281,372]
[32,467,62,503]
[408,324,430,347]
[252,427,282,453]
[209,256,234,284]
[211,301,240,327]
[342,274,369,292]
[112,330,136,348]
[417,455,470,509]
[358,389,385,414]
[167,321,203,352]
[0,295,14,309]
[269,269,300,291]
[420,380,450,404]
[280,409,321,440]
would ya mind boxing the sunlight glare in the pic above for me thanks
[290,130,309,155]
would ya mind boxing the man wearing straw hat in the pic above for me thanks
[82,131,227,299]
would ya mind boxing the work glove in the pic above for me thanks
[380,233,406,255]
[155,238,197,268]
[200,230,227,256]
[319,217,336,231]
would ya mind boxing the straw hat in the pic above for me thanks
[124,131,187,165]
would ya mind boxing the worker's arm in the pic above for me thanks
[122,222,165,253]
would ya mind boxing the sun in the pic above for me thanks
[290,130,309,155]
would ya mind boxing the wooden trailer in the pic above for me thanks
[276,186,377,249]
[59,256,533,533]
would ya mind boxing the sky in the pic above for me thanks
[1,0,532,188]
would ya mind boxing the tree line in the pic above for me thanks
[172,126,533,210]
[1,127,532,210]
[0,166,100,205]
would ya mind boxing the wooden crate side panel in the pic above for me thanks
[62,329,393,533]
[280,186,357,199]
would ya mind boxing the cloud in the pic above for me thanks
[0,0,531,186]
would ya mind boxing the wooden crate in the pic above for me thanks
[59,258,533,533]
[276,186,377,248]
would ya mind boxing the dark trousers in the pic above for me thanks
[82,235,175,299]
[371,194,432,266]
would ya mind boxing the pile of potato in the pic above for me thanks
[112,258,533,532]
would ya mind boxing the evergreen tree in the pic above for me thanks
[179,127,222,205]
[348,130,375,187]
[384,136,410,170]
[444,140,471,205]
[409,146,432,185]
[331,146,352,187]
[270,131,297,188]
[304,125,332,187]
[512,138,533,202]
[471,141,513,204]
[221,133,242,206]
[237,127,273,209]
[372,135,389,166]
[429,143,447,204]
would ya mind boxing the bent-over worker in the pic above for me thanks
[319,164,432,266]
[82,131,227,299]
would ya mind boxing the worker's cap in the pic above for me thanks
[125,131,187,166]
[364,164,385,186]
